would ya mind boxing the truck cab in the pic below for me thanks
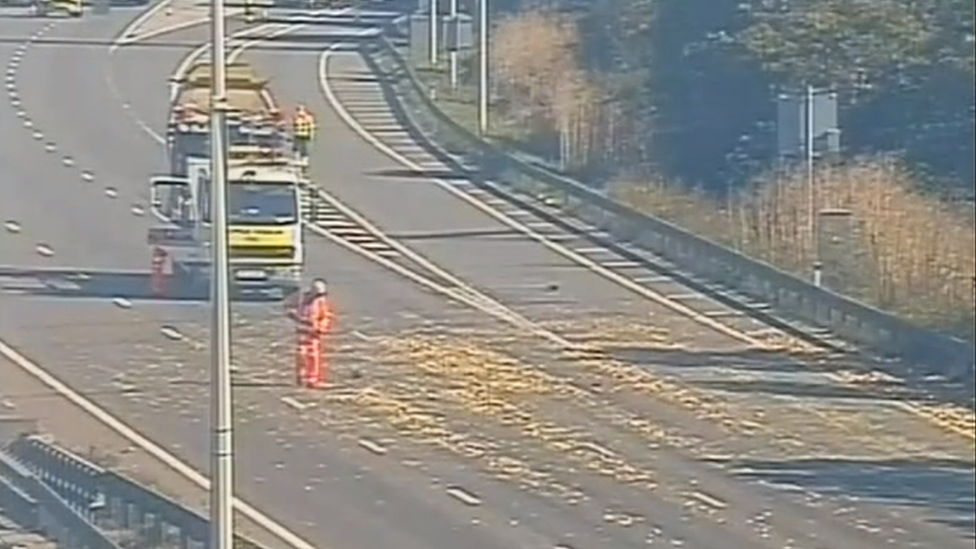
[147,153,305,298]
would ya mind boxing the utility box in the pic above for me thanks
[444,14,474,51]
[816,208,871,297]
[409,12,474,62]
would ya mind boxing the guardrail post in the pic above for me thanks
[36,504,54,540]
[136,505,148,535]
[51,450,64,494]
[121,499,133,529]
[146,512,164,546]
[107,494,124,529]
[60,523,76,549]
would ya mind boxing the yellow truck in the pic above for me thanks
[30,0,83,17]
[150,62,307,298]
[147,153,306,298]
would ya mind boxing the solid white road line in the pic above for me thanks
[0,5,326,549]
[0,340,321,549]
[316,48,768,348]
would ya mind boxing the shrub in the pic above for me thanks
[613,157,975,340]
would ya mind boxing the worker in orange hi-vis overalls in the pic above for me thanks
[150,247,172,298]
[285,279,334,388]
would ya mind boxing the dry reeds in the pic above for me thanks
[490,8,629,168]
[613,157,976,339]
[486,9,973,340]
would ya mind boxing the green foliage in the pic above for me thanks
[926,0,975,75]
[490,0,973,186]
[740,0,934,90]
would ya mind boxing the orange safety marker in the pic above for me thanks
[150,247,172,297]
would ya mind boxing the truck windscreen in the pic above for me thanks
[199,183,298,225]
[229,184,298,225]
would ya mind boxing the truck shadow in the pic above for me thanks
[246,38,365,54]
[0,266,282,303]
[605,346,974,410]
[712,455,976,537]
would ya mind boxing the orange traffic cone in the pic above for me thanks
[150,247,171,297]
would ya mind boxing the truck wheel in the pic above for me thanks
[172,264,200,299]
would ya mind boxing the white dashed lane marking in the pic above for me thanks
[6,23,130,214]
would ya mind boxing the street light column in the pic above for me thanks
[477,0,488,135]
[429,0,439,66]
[805,84,819,286]
[208,0,234,547]
[449,0,458,90]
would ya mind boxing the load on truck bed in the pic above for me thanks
[167,61,294,177]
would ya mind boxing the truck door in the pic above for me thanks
[149,176,193,225]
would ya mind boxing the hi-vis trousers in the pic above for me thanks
[296,336,326,387]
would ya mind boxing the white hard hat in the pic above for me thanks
[311,278,328,295]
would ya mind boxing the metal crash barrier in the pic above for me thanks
[0,448,122,549]
[3,435,264,549]
[356,29,974,388]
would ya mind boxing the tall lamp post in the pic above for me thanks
[805,84,820,286]
[208,0,234,546]
[477,0,488,135]
[449,0,459,90]
[429,0,438,66]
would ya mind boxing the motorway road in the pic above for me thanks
[0,11,615,549]
[0,10,777,549]
[1,7,973,549]
[240,13,974,547]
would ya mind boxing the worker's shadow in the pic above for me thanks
[0,266,281,303]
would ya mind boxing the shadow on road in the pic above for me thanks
[693,377,916,402]
[719,455,976,536]
[254,32,377,51]
[261,15,392,29]
[331,74,384,84]
[384,227,524,241]
[0,266,282,303]
[166,378,294,389]
[604,346,974,409]
[364,167,471,181]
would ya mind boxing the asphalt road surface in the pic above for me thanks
[1,6,973,549]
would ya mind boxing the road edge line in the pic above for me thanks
[0,339,322,549]
[317,44,976,443]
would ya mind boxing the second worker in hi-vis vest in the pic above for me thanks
[292,105,317,161]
